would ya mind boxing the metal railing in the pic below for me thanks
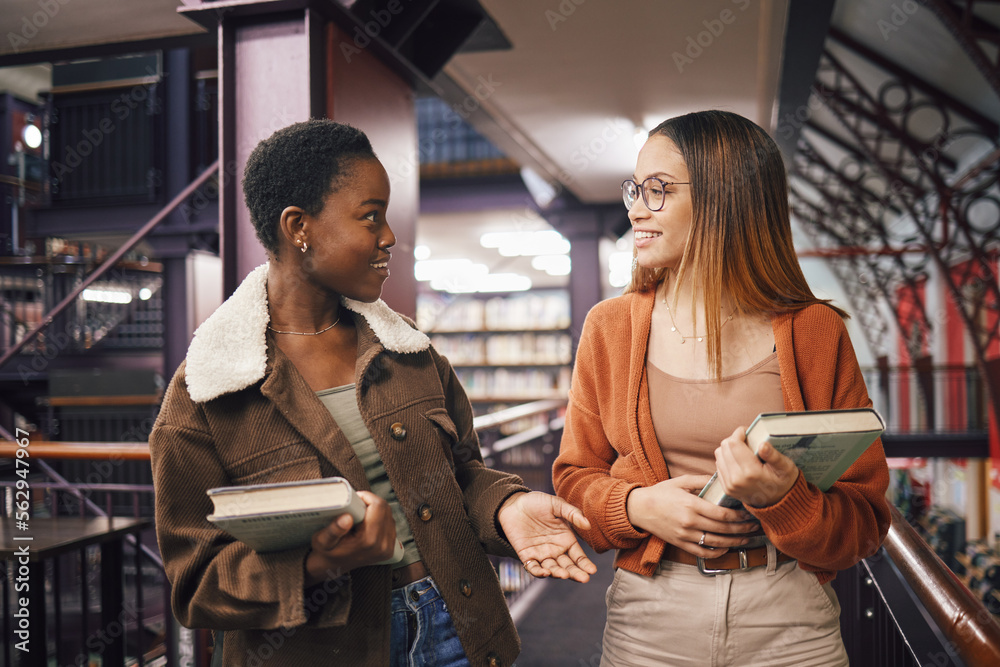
[478,399,565,500]
[0,460,165,667]
[475,400,567,606]
[0,260,164,359]
[861,363,992,458]
[863,363,992,434]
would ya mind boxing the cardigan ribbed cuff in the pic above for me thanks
[745,473,820,535]
[605,481,649,543]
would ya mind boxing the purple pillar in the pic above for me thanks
[326,22,418,318]
[562,211,603,348]
[183,2,418,317]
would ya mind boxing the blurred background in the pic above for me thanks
[1,1,999,665]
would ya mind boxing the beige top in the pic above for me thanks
[647,353,784,477]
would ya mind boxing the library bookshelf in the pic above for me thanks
[417,290,573,410]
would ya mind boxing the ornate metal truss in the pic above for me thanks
[789,188,894,359]
[918,0,1000,97]
[789,18,1000,427]
[789,136,929,361]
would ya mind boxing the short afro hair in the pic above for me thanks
[242,119,377,254]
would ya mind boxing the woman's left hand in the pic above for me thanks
[715,427,800,508]
[497,491,597,583]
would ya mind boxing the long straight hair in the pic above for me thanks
[624,110,846,378]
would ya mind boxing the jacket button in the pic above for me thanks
[486,653,501,667]
[418,504,432,521]
[390,422,406,440]
[460,579,473,597]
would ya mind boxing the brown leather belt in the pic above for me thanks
[663,545,795,576]
[391,560,428,589]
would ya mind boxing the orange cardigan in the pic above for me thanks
[552,290,891,584]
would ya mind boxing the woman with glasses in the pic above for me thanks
[553,110,890,666]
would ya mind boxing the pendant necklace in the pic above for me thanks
[661,292,732,344]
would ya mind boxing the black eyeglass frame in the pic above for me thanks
[621,177,691,211]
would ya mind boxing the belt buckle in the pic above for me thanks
[696,549,750,577]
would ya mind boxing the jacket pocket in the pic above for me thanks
[424,408,460,469]
[228,442,321,485]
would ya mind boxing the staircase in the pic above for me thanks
[0,249,165,435]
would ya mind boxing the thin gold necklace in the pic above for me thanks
[267,315,340,336]
[661,292,732,344]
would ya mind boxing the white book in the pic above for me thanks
[207,477,403,562]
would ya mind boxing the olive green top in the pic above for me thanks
[316,384,421,568]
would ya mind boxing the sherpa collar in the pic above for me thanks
[184,263,430,403]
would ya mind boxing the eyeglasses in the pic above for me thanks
[622,177,690,211]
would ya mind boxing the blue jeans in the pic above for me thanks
[390,576,471,667]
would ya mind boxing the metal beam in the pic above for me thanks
[821,49,958,175]
[0,32,216,68]
[774,0,838,158]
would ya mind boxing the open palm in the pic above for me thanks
[497,491,597,582]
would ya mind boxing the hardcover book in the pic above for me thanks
[698,408,885,508]
[207,476,403,561]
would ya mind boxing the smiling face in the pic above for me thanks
[629,135,693,272]
[299,157,396,303]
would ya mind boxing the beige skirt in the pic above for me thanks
[600,556,848,667]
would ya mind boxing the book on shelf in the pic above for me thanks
[207,476,404,562]
[699,408,885,508]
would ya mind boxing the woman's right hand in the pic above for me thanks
[304,491,398,585]
[625,475,759,558]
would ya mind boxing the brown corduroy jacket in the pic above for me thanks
[553,290,891,584]
[150,264,527,667]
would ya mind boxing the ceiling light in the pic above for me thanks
[608,251,633,288]
[429,272,533,294]
[414,245,431,260]
[139,288,153,300]
[531,254,571,276]
[430,276,479,293]
[22,124,42,150]
[414,258,487,282]
[82,288,132,304]
[633,128,648,151]
[475,273,532,293]
[480,230,570,256]
[479,232,506,248]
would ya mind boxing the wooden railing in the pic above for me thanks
[882,505,1000,665]
[836,505,1000,666]
[0,440,154,461]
